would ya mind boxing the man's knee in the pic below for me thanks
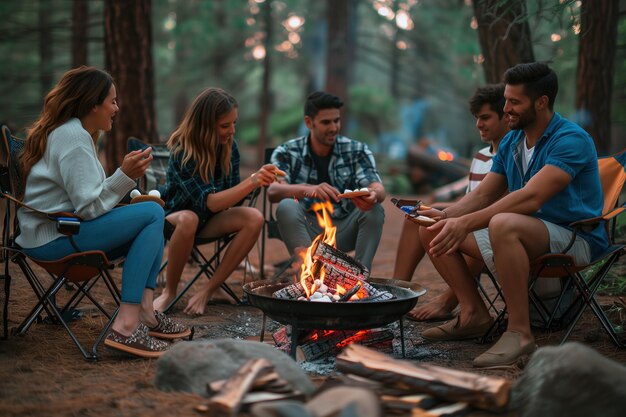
[360,204,385,227]
[276,198,302,222]
[488,213,524,243]
[418,222,436,246]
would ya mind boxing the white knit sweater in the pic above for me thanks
[16,118,136,248]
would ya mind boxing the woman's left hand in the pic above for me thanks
[250,164,280,188]
[121,147,153,180]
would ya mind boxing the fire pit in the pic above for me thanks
[246,201,426,359]
[243,277,425,359]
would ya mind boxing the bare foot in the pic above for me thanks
[406,291,458,322]
[184,291,210,315]
[153,291,176,313]
[209,287,237,305]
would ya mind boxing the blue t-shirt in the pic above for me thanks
[491,112,608,259]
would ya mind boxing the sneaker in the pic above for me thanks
[148,311,192,340]
[104,323,169,358]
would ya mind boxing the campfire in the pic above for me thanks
[242,202,424,359]
[273,201,393,303]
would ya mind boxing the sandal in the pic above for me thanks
[148,311,192,340]
[104,323,169,358]
[421,317,493,341]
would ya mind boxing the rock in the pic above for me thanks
[510,342,626,417]
[251,386,380,417]
[154,339,316,396]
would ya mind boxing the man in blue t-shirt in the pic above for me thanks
[414,62,608,368]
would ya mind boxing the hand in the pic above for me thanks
[250,164,279,188]
[305,182,340,202]
[352,189,377,211]
[427,217,469,257]
[120,147,153,180]
[414,207,447,221]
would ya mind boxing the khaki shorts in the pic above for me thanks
[473,219,591,279]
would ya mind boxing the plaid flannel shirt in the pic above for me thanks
[162,141,241,226]
[271,135,382,219]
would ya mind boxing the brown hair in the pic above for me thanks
[21,66,113,182]
[167,88,238,183]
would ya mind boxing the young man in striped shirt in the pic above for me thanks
[395,84,509,321]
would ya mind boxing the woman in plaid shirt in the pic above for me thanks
[153,88,278,315]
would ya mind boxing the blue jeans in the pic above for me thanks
[23,202,165,304]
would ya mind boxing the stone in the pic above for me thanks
[509,342,626,417]
[251,386,380,417]
[154,339,316,396]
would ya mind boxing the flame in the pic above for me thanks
[335,330,371,349]
[299,201,336,297]
[437,150,454,161]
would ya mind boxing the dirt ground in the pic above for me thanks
[0,196,625,417]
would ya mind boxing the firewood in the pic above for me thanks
[411,402,470,417]
[336,344,511,411]
[381,394,441,411]
[204,358,273,416]
[196,391,306,413]
[206,371,284,394]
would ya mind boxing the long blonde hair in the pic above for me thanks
[167,88,237,183]
[21,66,114,183]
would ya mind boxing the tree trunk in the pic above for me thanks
[257,0,273,166]
[325,0,355,114]
[104,0,157,173]
[472,0,535,84]
[39,0,53,98]
[575,0,618,155]
[72,0,88,67]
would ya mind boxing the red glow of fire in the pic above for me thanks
[335,330,372,348]
[437,150,454,161]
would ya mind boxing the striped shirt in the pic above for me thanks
[162,141,241,227]
[467,146,494,193]
[271,134,382,219]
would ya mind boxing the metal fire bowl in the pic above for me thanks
[243,278,426,330]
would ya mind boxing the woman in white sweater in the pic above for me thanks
[18,66,189,358]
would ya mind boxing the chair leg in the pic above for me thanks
[561,254,625,347]
[92,307,118,360]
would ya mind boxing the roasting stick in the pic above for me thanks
[202,358,273,416]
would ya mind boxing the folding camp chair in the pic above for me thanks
[0,125,121,360]
[484,150,626,346]
[127,137,260,312]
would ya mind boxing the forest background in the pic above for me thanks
[0,0,625,196]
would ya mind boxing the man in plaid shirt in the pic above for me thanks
[268,91,386,271]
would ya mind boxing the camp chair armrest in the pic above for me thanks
[569,216,603,231]
[601,204,625,221]
[47,211,81,220]
[569,203,625,232]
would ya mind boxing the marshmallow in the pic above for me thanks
[148,189,161,198]
[130,189,141,198]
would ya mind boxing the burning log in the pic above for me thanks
[338,282,361,301]
[202,358,273,416]
[272,327,394,361]
[336,344,511,411]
